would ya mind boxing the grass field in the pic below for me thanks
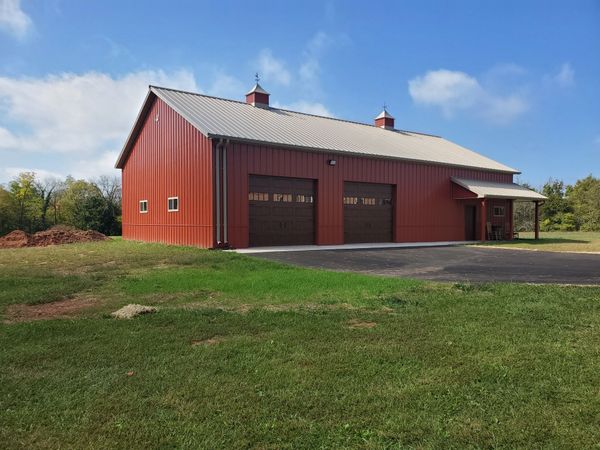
[2,240,600,448]
[482,231,600,253]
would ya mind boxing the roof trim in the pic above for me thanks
[451,177,546,200]
[115,89,156,168]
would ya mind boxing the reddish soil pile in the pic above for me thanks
[0,226,108,249]
[0,230,31,248]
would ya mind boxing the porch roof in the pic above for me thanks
[451,177,547,201]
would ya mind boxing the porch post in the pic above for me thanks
[534,200,540,240]
[509,199,514,240]
[480,198,487,242]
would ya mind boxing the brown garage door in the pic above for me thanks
[344,182,393,243]
[249,175,315,247]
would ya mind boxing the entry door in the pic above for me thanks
[343,182,393,243]
[248,175,315,247]
[464,205,477,240]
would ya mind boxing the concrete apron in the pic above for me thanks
[231,241,477,254]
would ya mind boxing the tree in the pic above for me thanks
[568,175,600,231]
[514,201,535,232]
[0,186,17,236]
[512,181,537,232]
[34,178,63,229]
[540,179,573,231]
[94,175,122,235]
[8,172,41,233]
[61,179,109,232]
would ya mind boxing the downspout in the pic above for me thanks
[214,138,230,248]
[215,141,221,245]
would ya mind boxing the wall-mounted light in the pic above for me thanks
[328,159,337,166]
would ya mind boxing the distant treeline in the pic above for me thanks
[0,172,121,237]
[515,175,600,232]
[1,171,598,238]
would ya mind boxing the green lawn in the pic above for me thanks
[482,231,600,253]
[2,240,600,448]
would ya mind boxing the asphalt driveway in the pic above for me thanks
[255,245,600,284]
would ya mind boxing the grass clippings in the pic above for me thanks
[111,304,157,319]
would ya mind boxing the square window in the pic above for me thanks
[493,206,505,217]
[168,197,179,212]
[139,200,148,213]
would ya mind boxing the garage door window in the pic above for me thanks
[343,196,358,205]
[249,192,269,201]
[361,197,376,206]
[273,193,292,202]
[296,195,314,203]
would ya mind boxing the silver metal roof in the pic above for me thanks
[117,86,520,173]
[375,109,394,120]
[452,177,546,200]
[245,83,269,96]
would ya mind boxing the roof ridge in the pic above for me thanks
[148,85,441,138]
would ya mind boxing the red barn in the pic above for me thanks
[115,83,545,249]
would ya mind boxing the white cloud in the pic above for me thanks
[257,49,291,86]
[550,63,575,87]
[408,69,529,124]
[0,69,197,154]
[0,0,32,39]
[299,31,334,84]
[272,100,333,117]
[0,69,198,179]
[206,72,244,99]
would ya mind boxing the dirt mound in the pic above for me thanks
[0,230,31,248]
[0,226,108,249]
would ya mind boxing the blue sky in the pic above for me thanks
[0,0,598,187]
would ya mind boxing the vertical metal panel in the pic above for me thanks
[121,98,214,247]
[225,142,513,248]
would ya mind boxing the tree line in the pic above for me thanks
[1,171,598,237]
[514,175,600,232]
[0,172,122,236]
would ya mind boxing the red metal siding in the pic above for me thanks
[121,97,214,247]
[225,142,513,248]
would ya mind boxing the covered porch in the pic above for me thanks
[451,177,548,242]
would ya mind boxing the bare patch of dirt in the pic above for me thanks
[4,296,99,323]
[0,226,107,249]
[191,336,225,346]
[347,319,377,329]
